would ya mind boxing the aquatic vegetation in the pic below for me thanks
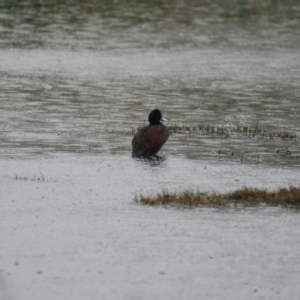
[12,173,56,182]
[130,123,299,145]
[226,186,300,207]
[15,173,45,182]
[167,123,299,140]
[136,185,300,209]
[136,190,229,208]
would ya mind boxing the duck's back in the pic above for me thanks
[132,124,169,157]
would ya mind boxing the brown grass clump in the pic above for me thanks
[226,186,300,207]
[136,190,229,208]
[225,187,271,204]
[136,186,300,209]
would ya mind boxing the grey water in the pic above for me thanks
[1,0,300,166]
[1,1,300,300]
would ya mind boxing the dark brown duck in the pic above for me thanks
[132,109,170,158]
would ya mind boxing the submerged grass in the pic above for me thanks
[136,185,300,209]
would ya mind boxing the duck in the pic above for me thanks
[132,109,170,158]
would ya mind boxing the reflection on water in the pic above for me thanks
[0,0,299,168]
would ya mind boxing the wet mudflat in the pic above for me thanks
[1,1,300,299]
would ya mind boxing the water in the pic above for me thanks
[1,1,300,299]
[1,1,300,166]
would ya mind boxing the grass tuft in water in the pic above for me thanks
[226,186,300,207]
[130,123,299,141]
[136,190,229,208]
[136,186,300,209]
[13,173,56,182]
[166,123,299,140]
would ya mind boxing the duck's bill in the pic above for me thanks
[161,116,167,122]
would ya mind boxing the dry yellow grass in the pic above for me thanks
[136,185,300,209]
[136,190,229,208]
[226,186,300,207]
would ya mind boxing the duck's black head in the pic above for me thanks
[148,109,166,125]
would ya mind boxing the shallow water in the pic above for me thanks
[1,1,300,299]
[1,48,300,166]
[1,156,300,300]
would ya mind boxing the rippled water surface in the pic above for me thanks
[1,1,300,300]
[1,0,300,165]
